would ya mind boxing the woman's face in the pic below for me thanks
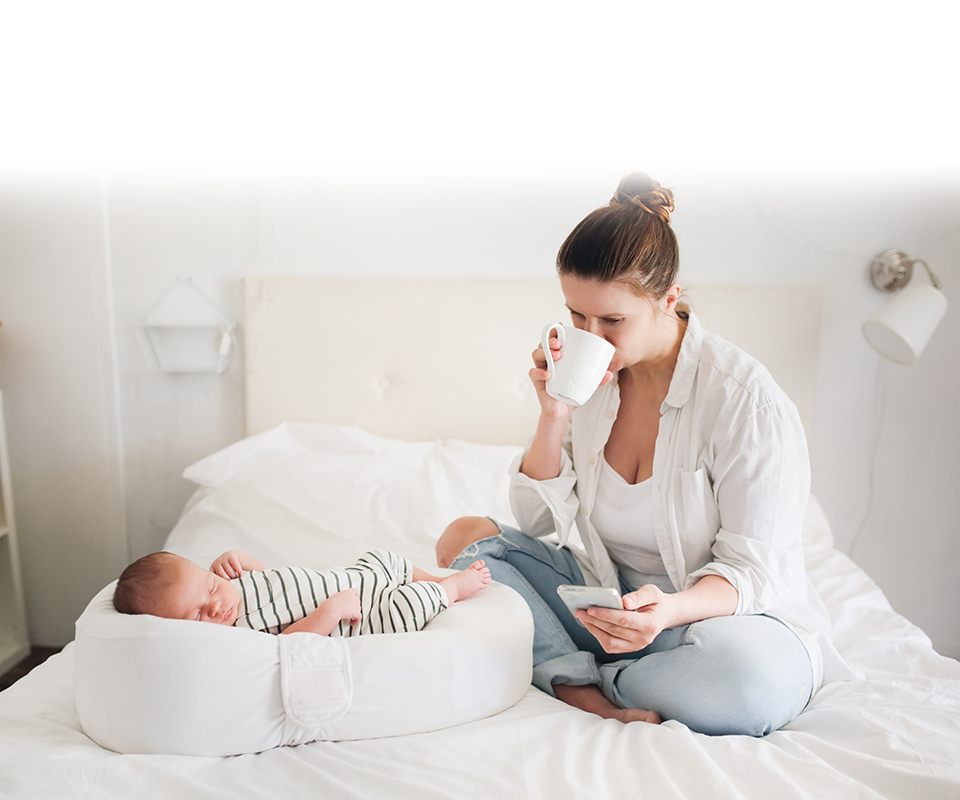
[559,274,680,373]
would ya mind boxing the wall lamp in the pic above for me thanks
[862,250,948,365]
[137,276,236,374]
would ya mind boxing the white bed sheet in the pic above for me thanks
[2,423,959,800]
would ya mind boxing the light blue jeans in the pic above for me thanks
[451,523,813,737]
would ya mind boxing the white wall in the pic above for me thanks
[0,186,129,644]
[1,174,957,657]
[1,1,956,654]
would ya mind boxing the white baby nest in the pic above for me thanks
[74,577,533,756]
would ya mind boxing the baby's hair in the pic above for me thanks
[557,171,679,301]
[113,551,182,616]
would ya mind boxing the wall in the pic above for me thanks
[0,186,129,643]
[1,0,956,655]
[1,174,957,657]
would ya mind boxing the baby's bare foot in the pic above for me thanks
[440,560,491,603]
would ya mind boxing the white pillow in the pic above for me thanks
[166,423,522,575]
[75,579,533,756]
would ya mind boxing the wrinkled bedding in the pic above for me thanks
[2,423,958,799]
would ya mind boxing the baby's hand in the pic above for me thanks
[210,550,264,580]
[326,588,361,626]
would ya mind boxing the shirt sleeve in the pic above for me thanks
[508,424,582,542]
[685,399,811,616]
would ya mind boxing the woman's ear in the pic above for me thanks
[662,283,681,314]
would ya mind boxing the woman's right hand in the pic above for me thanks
[519,332,580,481]
[531,334,576,424]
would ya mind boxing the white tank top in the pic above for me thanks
[591,453,670,590]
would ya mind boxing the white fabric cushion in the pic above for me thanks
[75,578,533,756]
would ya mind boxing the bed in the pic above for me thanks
[2,278,958,799]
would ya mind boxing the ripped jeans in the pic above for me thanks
[450,522,813,737]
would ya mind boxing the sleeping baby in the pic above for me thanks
[112,548,491,637]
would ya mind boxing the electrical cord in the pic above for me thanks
[847,357,888,557]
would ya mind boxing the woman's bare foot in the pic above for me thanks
[554,683,661,725]
[435,516,500,568]
[438,560,491,603]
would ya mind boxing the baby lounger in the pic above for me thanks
[74,577,533,756]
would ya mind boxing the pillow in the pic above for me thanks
[166,423,523,575]
[75,579,533,756]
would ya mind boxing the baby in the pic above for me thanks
[113,548,491,637]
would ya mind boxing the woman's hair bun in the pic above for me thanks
[610,171,674,224]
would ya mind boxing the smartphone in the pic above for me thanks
[556,584,623,616]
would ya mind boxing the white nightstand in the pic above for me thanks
[0,391,30,674]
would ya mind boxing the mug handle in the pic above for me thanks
[540,322,566,381]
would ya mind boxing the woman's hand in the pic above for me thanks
[530,332,614,418]
[577,577,739,653]
[530,334,578,424]
[518,338,574,481]
[520,329,613,482]
[576,584,675,653]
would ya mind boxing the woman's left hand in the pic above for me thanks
[576,584,675,654]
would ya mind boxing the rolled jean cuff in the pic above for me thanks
[532,651,600,697]
[598,659,635,708]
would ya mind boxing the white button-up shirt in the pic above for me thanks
[509,312,845,691]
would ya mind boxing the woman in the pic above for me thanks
[436,172,843,736]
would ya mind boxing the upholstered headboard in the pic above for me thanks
[243,279,820,445]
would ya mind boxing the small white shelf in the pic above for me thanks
[0,391,30,675]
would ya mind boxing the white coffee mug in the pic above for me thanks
[540,322,616,407]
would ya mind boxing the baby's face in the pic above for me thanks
[151,556,241,625]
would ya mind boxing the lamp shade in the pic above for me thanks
[862,283,948,365]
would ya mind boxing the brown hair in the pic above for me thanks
[557,172,679,300]
[112,551,181,615]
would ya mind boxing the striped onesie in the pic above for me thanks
[232,550,449,636]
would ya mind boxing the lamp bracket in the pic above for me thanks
[870,249,943,292]
[870,250,913,292]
